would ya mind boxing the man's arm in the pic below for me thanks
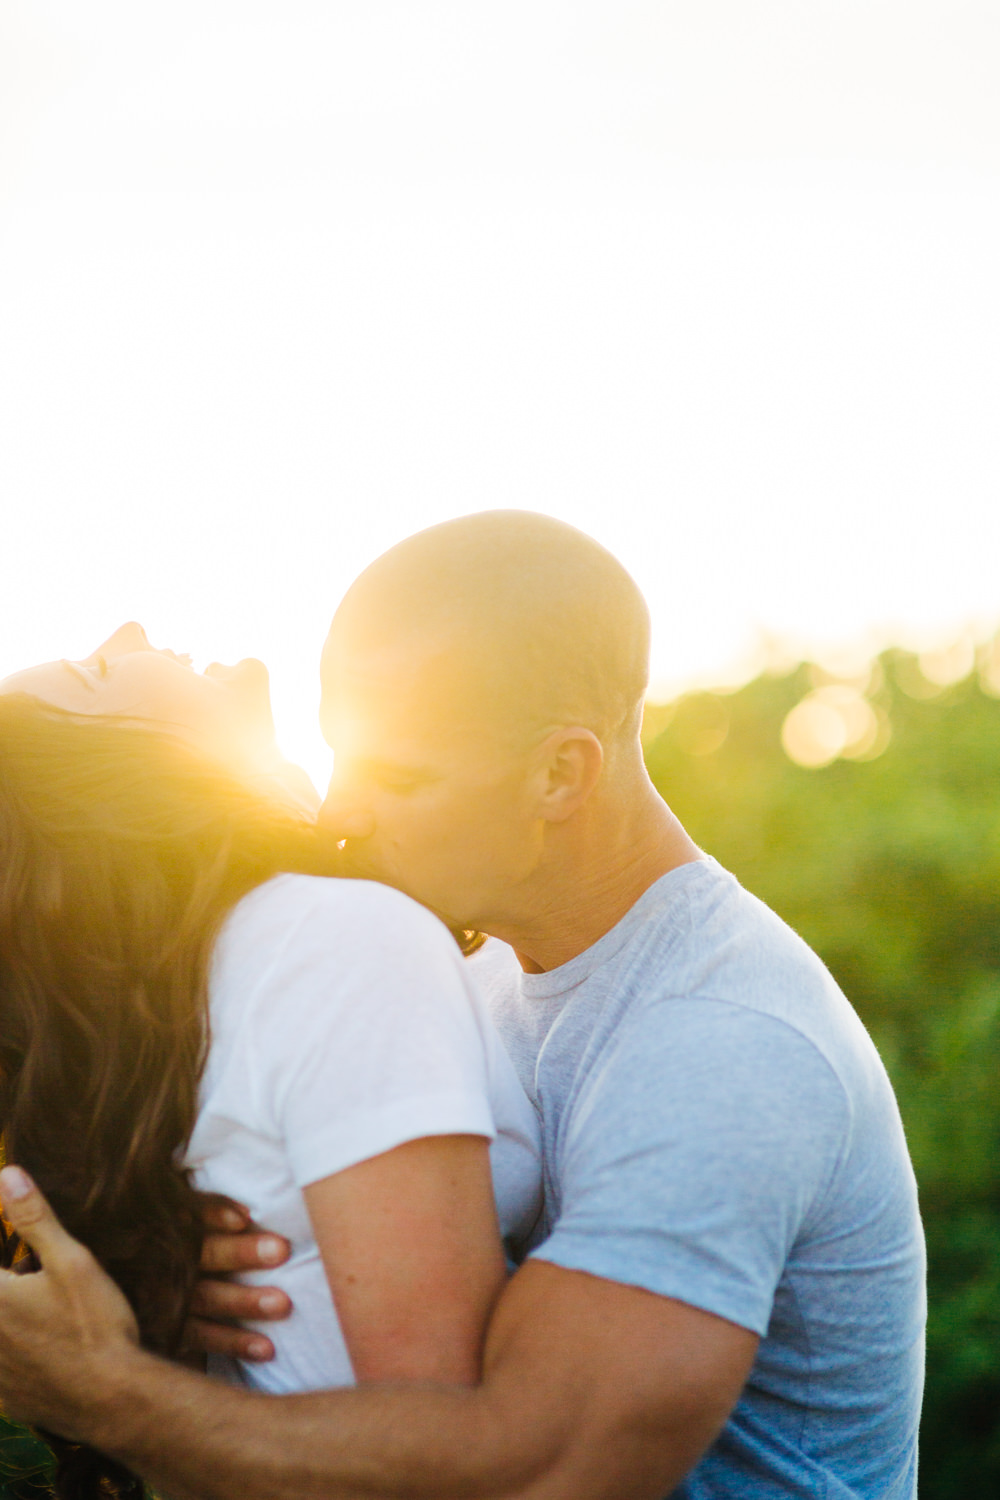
[0,1168,757,1500]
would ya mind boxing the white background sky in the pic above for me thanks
[1,1,997,787]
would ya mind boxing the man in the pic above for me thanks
[0,511,924,1498]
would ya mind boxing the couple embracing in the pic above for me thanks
[0,511,924,1499]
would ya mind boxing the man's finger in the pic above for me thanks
[200,1228,290,1275]
[0,1167,88,1273]
[189,1277,292,1322]
[183,1317,276,1362]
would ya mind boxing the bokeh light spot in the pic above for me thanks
[781,696,847,767]
[781,685,889,768]
[918,639,975,688]
[640,700,676,747]
[840,700,891,761]
[894,655,948,700]
[672,694,730,756]
[977,636,1000,698]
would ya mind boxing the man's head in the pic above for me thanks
[320,511,651,932]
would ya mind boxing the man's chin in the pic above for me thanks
[336,848,422,901]
[335,845,388,885]
[336,852,470,934]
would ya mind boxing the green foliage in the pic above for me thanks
[644,650,1000,1497]
[0,1417,56,1499]
[0,1419,164,1500]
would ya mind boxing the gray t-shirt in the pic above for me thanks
[472,857,925,1499]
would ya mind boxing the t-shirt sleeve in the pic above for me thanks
[530,998,850,1335]
[245,880,497,1189]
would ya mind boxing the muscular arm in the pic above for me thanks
[0,1172,757,1500]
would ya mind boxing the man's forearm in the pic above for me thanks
[89,1348,533,1500]
[0,1178,735,1500]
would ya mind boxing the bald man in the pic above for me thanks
[0,513,924,1500]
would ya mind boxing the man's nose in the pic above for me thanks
[318,785,376,841]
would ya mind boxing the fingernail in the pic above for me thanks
[0,1166,34,1202]
[258,1236,285,1265]
[258,1292,285,1315]
[246,1338,271,1361]
[221,1208,246,1231]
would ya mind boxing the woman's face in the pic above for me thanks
[0,622,318,813]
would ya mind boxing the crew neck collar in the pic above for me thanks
[518,855,717,999]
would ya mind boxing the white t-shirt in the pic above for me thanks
[185,874,543,1395]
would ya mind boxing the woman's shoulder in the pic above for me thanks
[206,875,487,1094]
[215,875,464,1001]
[229,872,448,940]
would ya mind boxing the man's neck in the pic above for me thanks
[489,781,701,975]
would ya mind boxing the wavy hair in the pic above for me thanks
[0,694,327,1498]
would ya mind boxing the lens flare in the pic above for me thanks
[781,686,889,768]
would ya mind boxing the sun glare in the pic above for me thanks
[0,6,997,791]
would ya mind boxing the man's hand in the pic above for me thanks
[0,1167,760,1500]
[0,1166,139,1433]
[184,1194,292,1363]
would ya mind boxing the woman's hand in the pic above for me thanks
[183,1194,292,1363]
[186,1134,508,1386]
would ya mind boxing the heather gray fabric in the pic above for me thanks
[472,857,925,1499]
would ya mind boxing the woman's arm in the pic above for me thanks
[183,1135,509,1372]
[303,1133,507,1384]
[187,878,523,1369]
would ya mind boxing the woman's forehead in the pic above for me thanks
[0,659,88,700]
[0,651,210,720]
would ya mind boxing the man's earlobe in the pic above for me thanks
[539,729,604,823]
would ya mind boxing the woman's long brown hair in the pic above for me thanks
[0,694,326,1498]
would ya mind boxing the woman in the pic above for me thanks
[0,626,542,1498]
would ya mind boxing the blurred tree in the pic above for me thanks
[644,648,1000,1497]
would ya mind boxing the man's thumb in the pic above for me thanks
[0,1166,76,1268]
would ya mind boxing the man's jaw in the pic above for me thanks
[336,845,471,936]
[334,841,383,884]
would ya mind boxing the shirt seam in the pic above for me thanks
[288,1088,497,1188]
[518,859,712,999]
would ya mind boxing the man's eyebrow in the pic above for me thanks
[61,660,97,692]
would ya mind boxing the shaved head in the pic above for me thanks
[323,511,650,749]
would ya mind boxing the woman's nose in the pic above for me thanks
[92,622,150,659]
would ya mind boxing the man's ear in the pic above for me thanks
[535,728,604,823]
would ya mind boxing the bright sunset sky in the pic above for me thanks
[1,2,997,787]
